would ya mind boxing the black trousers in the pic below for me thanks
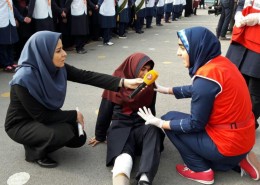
[7,121,86,161]
[243,74,260,128]
[156,14,163,24]
[102,28,111,43]
[0,44,14,67]
[74,35,86,51]
[122,125,164,183]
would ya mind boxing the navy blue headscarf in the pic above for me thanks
[10,31,67,110]
[177,26,221,77]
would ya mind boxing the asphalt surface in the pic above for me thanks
[0,9,259,185]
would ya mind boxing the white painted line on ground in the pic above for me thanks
[163,61,173,64]
[7,172,30,185]
[1,92,10,97]
[98,56,106,59]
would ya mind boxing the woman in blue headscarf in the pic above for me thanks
[4,31,143,168]
[137,27,260,184]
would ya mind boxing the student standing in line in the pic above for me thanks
[155,0,165,26]
[0,0,30,72]
[134,0,146,34]
[117,0,129,38]
[98,0,116,45]
[27,0,61,32]
[226,0,260,129]
[65,0,89,54]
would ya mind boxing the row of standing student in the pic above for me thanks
[1,0,198,72]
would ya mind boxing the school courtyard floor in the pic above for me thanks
[0,9,259,185]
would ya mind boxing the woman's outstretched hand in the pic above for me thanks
[137,106,163,128]
[124,78,143,89]
[154,82,172,94]
[88,137,105,147]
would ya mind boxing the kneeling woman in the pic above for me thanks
[5,31,143,168]
[138,27,260,184]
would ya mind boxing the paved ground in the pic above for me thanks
[0,9,259,185]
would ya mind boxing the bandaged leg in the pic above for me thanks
[112,153,133,185]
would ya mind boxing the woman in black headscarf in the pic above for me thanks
[5,31,143,168]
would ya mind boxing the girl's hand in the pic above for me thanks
[88,137,105,147]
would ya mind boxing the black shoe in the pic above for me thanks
[77,48,87,54]
[219,36,231,41]
[156,23,163,26]
[146,26,153,28]
[137,180,150,185]
[36,157,58,168]
[118,35,127,39]
[136,30,144,34]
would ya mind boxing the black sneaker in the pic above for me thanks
[137,180,150,185]
[136,30,144,34]
[118,35,127,39]
[35,157,58,168]
[219,36,231,40]
[77,48,87,54]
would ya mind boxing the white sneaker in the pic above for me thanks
[104,42,114,46]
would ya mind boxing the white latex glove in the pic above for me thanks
[244,13,260,26]
[235,11,246,28]
[154,82,171,94]
[137,106,163,128]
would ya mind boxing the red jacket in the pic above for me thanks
[232,0,260,53]
[194,56,255,156]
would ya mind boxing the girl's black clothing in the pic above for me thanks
[95,98,164,182]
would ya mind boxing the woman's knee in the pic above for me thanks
[161,111,189,120]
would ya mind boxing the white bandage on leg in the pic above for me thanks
[112,153,133,179]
